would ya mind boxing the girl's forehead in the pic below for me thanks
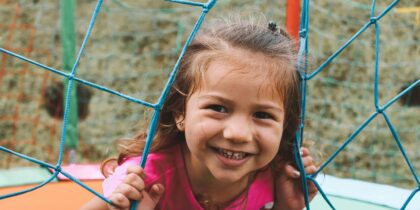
[204,48,286,84]
[205,58,266,81]
[200,56,285,102]
[189,46,293,103]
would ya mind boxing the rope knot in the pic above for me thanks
[370,17,378,24]
[299,29,307,38]
[68,74,75,81]
[205,0,217,11]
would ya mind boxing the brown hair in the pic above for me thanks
[113,17,301,173]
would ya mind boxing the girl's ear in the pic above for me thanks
[175,114,185,131]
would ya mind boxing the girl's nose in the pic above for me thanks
[223,116,253,143]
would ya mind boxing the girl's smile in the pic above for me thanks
[213,147,252,167]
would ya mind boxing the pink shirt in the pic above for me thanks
[103,145,274,209]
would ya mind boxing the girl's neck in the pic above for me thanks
[181,143,254,206]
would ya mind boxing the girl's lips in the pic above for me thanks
[212,147,251,167]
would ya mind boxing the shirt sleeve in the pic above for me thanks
[102,157,141,198]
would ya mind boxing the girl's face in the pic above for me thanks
[178,50,285,185]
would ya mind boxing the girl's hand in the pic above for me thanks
[107,166,165,210]
[273,147,318,210]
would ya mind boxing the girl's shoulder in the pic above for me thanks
[142,145,183,179]
[118,145,182,181]
[120,145,179,167]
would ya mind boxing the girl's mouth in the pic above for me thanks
[218,148,247,160]
[212,147,251,167]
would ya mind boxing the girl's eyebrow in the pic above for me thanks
[198,94,284,112]
[198,94,233,104]
[254,104,284,112]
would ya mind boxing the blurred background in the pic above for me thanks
[0,0,418,191]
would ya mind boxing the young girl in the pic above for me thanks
[82,17,318,210]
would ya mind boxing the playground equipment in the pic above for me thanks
[0,0,419,209]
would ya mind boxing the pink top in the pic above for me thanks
[103,145,274,209]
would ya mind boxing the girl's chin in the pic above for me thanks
[209,169,250,184]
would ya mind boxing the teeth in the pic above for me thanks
[218,148,246,160]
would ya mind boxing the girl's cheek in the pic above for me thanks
[198,120,221,136]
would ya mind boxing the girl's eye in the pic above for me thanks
[254,111,274,120]
[207,105,227,113]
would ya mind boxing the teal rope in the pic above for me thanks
[296,0,311,208]
[0,49,156,108]
[138,0,217,172]
[402,188,420,210]
[383,112,420,185]
[296,0,420,209]
[165,0,207,7]
[57,0,103,165]
[134,2,217,209]
[307,176,335,210]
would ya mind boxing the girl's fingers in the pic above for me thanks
[284,162,318,179]
[300,148,318,175]
[123,173,146,192]
[135,183,165,210]
[126,166,146,180]
[300,147,310,156]
[301,156,313,167]
[108,166,148,209]
[148,184,165,204]
[308,181,318,194]
[308,181,319,201]
[282,163,319,202]
[109,192,131,209]
[114,183,143,201]
[304,165,318,174]
[285,164,301,179]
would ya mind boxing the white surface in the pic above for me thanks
[316,174,420,209]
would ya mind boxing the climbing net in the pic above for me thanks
[0,0,418,209]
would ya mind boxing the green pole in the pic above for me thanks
[60,0,78,162]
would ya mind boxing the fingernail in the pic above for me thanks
[300,149,303,155]
[293,170,300,178]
